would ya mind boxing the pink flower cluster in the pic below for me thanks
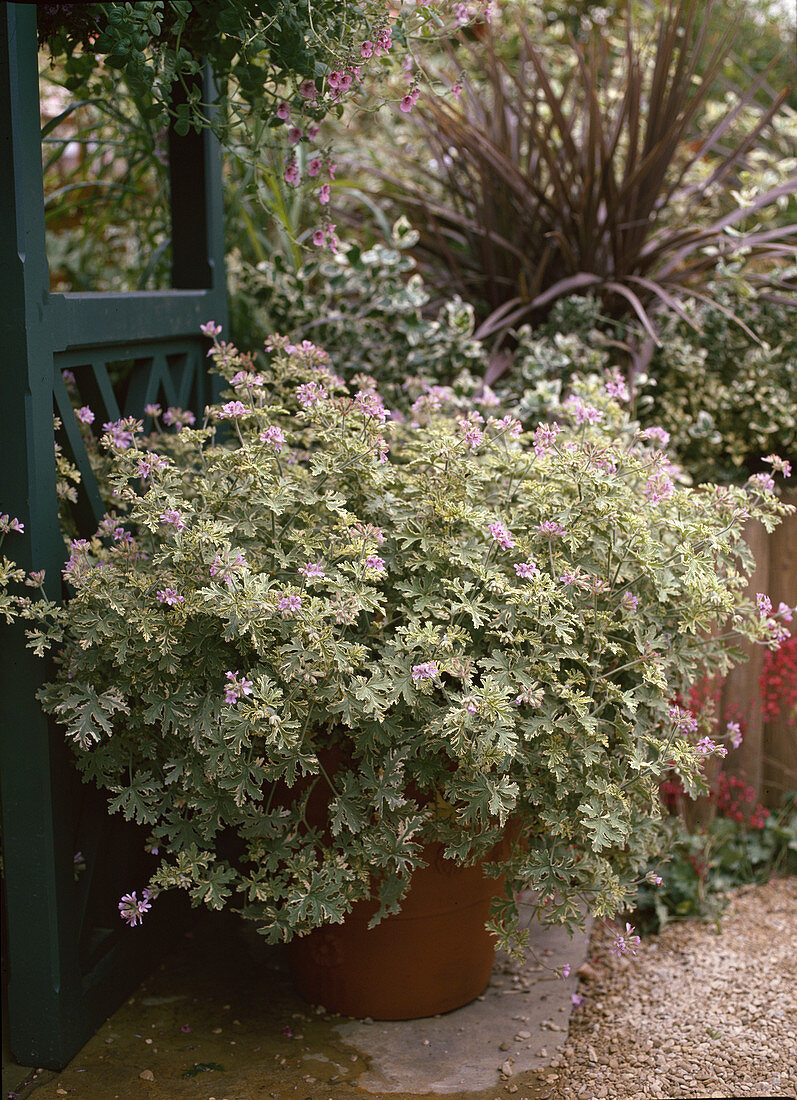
[610,922,641,957]
[278,593,302,617]
[225,670,253,705]
[156,587,184,606]
[488,521,515,550]
[564,394,603,426]
[119,888,152,927]
[533,421,561,458]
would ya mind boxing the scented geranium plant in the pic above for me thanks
[15,331,792,950]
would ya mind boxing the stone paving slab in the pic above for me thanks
[2,904,588,1099]
[335,917,588,1094]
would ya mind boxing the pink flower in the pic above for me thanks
[696,737,728,758]
[259,425,285,452]
[299,80,317,101]
[487,521,515,550]
[298,562,325,580]
[225,670,254,705]
[399,90,419,113]
[605,368,629,402]
[564,394,603,426]
[610,922,641,957]
[639,426,670,447]
[412,662,439,682]
[726,721,743,750]
[296,381,327,407]
[757,593,773,617]
[218,400,248,420]
[118,889,152,927]
[160,508,185,530]
[278,593,302,617]
[763,454,792,478]
[163,407,195,430]
[156,588,184,606]
[318,183,331,205]
[644,472,674,503]
[200,320,222,337]
[533,422,561,458]
[276,102,290,120]
[307,157,322,177]
[538,520,566,538]
[668,705,698,735]
[306,123,320,141]
[284,158,301,186]
[312,227,326,247]
[361,40,374,57]
[749,471,776,493]
[514,561,538,579]
[75,405,95,424]
[288,126,303,145]
[364,556,386,573]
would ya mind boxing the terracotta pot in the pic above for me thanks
[286,843,502,1020]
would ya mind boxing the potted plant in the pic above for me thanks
[7,328,791,1019]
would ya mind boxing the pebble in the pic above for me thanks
[139,1069,154,1081]
[539,877,797,1100]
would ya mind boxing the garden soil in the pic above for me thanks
[3,876,796,1100]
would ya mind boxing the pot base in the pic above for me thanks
[286,847,499,1020]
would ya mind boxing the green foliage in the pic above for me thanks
[364,0,797,345]
[476,281,797,487]
[40,59,172,292]
[39,1,391,129]
[228,217,491,394]
[636,791,797,933]
[3,337,791,949]
[639,266,797,483]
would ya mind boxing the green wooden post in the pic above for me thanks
[0,3,79,1066]
[0,2,228,1067]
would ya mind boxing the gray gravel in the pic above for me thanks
[543,875,797,1100]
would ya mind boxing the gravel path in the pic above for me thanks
[542,875,797,1100]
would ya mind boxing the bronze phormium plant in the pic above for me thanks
[370,0,797,350]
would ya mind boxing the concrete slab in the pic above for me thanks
[334,908,589,1094]
[1,904,589,1099]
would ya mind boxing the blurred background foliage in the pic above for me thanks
[39,0,796,484]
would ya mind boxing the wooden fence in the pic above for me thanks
[722,491,797,808]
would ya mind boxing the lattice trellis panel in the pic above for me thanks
[53,341,211,531]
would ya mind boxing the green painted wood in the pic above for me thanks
[0,3,78,1066]
[47,290,221,351]
[0,1,228,1069]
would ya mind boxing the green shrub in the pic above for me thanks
[3,330,791,949]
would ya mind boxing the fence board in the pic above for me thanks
[722,494,797,807]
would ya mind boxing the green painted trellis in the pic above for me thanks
[0,3,228,1069]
